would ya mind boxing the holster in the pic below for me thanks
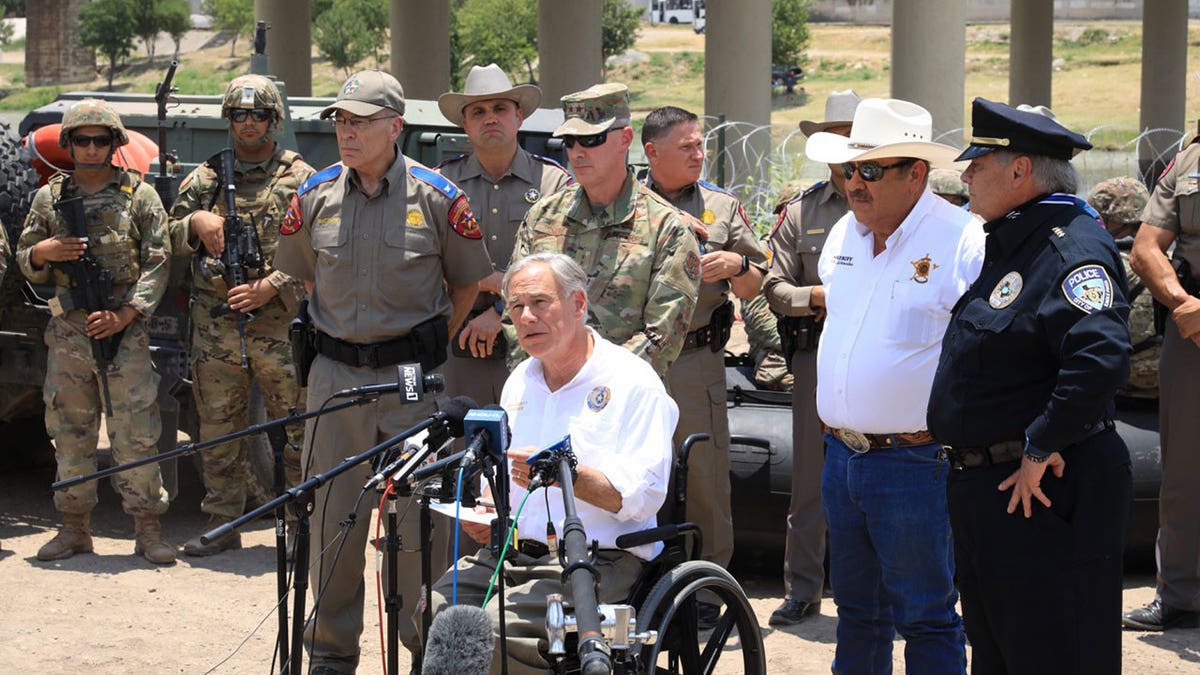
[708,300,734,353]
[777,314,819,372]
[289,299,315,388]
[1154,257,1195,336]
[451,307,508,360]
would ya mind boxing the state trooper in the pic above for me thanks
[435,63,573,406]
[273,70,492,674]
[168,74,314,555]
[641,105,765,620]
[18,99,175,564]
[762,89,859,627]
[511,83,701,378]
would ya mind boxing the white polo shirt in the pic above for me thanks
[816,188,985,434]
[502,329,678,560]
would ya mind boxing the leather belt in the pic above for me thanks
[683,323,715,350]
[944,419,1116,471]
[824,425,936,453]
[314,329,436,370]
[518,539,550,558]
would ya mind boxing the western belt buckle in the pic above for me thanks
[841,429,871,453]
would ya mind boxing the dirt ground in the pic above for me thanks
[1,454,1199,674]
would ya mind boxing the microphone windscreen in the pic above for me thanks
[422,604,495,675]
[442,396,478,437]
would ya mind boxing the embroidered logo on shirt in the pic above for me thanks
[684,251,701,280]
[279,195,303,235]
[1062,264,1114,314]
[834,255,853,267]
[989,271,1023,309]
[909,253,939,284]
[587,386,611,412]
[406,209,425,227]
[448,195,482,239]
[701,209,716,225]
[524,187,540,204]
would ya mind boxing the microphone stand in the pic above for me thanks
[481,449,513,675]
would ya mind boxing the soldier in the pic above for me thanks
[740,293,792,391]
[641,106,765,611]
[168,75,313,555]
[761,89,859,627]
[511,83,701,378]
[1088,177,1157,398]
[273,70,492,673]
[18,99,174,564]
[435,64,573,407]
[928,168,970,207]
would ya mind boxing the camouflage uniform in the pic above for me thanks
[1088,176,1157,397]
[18,170,170,518]
[168,143,313,519]
[740,292,792,390]
[512,170,701,377]
[0,222,9,279]
[928,168,970,206]
[647,174,764,569]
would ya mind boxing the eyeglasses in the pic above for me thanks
[841,159,917,182]
[561,128,619,149]
[228,108,274,123]
[70,134,113,149]
[331,114,399,131]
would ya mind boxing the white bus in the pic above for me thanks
[649,0,704,25]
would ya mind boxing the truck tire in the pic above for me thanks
[0,122,38,242]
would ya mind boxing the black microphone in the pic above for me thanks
[408,448,471,486]
[331,362,445,402]
[458,405,511,472]
[362,395,475,490]
[421,604,495,675]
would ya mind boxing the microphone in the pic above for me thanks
[362,395,475,490]
[331,362,445,402]
[458,405,511,472]
[421,604,495,675]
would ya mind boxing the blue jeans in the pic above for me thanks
[822,434,966,675]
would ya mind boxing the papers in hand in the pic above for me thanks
[430,501,496,526]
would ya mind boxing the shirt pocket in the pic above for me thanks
[1176,174,1200,237]
[955,297,1018,375]
[311,218,349,263]
[385,220,439,262]
[886,280,941,347]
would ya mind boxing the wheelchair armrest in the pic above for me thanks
[615,522,703,561]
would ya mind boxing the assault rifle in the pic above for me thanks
[54,195,123,415]
[153,59,178,210]
[209,148,264,369]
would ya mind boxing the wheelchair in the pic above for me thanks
[544,433,766,674]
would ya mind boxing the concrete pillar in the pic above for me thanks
[25,0,94,87]
[891,0,966,145]
[704,0,771,192]
[1139,0,1189,187]
[255,0,312,96]
[391,0,451,100]
[1009,0,1053,108]
[538,0,603,102]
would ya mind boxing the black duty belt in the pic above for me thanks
[683,323,716,350]
[945,419,1116,471]
[313,315,447,371]
[518,539,551,558]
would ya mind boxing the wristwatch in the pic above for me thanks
[493,298,505,316]
[733,254,750,277]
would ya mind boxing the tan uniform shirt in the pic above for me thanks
[273,148,493,343]
[1143,140,1200,271]
[646,176,766,329]
[436,149,573,310]
[764,180,847,317]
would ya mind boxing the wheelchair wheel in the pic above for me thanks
[636,560,765,674]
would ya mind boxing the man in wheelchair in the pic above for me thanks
[429,252,678,674]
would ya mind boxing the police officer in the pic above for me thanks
[273,70,492,673]
[169,75,314,555]
[511,83,701,378]
[761,89,858,626]
[435,63,573,406]
[642,105,766,606]
[1124,132,1200,630]
[929,98,1132,674]
[1088,177,1157,399]
[18,99,175,565]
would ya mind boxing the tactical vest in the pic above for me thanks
[48,170,144,289]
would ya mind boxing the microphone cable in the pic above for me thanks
[482,487,535,607]
[452,463,467,604]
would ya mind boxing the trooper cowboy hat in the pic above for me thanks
[798,89,862,137]
[805,97,963,169]
[437,64,542,126]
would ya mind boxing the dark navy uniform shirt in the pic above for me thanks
[928,194,1132,453]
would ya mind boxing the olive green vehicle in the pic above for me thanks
[0,46,567,493]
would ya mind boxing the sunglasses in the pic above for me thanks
[70,134,113,149]
[562,128,620,149]
[228,108,274,123]
[841,159,917,182]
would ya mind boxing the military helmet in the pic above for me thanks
[1088,177,1150,228]
[222,74,285,121]
[928,168,969,202]
[58,98,129,149]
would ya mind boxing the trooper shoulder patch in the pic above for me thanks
[280,194,303,235]
[1061,264,1114,314]
[448,195,482,239]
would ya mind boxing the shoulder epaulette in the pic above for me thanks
[433,153,468,170]
[697,179,736,198]
[279,149,303,166]
[800,180,829,199]
[410,164,462,200]
[1039,193,1103,224]
[299,164,343,196]
[531,153,569,174]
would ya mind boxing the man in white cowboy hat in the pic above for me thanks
[436,64,574,407]
[763,88,859,627]
[808,97,984,673]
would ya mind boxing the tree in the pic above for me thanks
[159,0,192,61]
[0,0,24,18]
[601,0,641,72]
[78,0,137,90]
[772,0,811,68]
[132,0,161,65]
[313,0,389,77]
[202,0,254,57]
[455,0,538,84]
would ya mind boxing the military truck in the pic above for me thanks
[0,58,567,495]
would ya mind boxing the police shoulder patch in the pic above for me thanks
[448,195,482,239]
[280,194,303,235]
[1061,264,1114,314]
[299,164,343,196]
[410,165,462,200]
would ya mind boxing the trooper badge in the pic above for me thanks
[524,187,540,204]
[989,271,1023,309]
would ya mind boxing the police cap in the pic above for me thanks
[955,97,1092,162]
